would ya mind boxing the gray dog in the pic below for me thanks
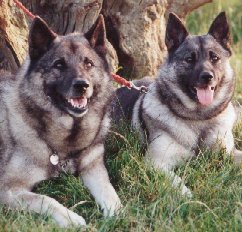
[0,15,121,227]
[112,12,241,196]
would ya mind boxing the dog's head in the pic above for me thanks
[22,15,110,117]
[165,12,234,108]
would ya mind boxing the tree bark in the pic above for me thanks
[166,0,212,18]
[102,0,167,78]
[102,0,212,78]
[0,0,212,77]
[0,0,28,72]
[21,0,103,34]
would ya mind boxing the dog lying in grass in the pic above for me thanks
[0,15,121,227]
[112,12,242,196]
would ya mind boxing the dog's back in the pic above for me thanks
[111,76,153,122]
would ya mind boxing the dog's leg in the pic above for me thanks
[205,127,235,154]
[156,166,192,197]
[205,126,242,165]
[80,144,122,217]
[146,134,193,197]
[2,189,86,227]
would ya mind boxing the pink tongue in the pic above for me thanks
[196,87,214,106]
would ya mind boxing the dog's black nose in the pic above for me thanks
[199,71,214,83]
[72,79,89,93]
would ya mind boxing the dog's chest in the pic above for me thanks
[146,107,233,154]
[142,96,197,146]
[142,91,235,150]
[47,114,101,153]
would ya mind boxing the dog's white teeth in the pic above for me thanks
[67,97,87,109]
[67,99,76,107]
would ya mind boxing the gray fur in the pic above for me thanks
[0,16,121,227]
[112,12,241,196]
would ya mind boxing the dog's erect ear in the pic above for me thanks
[84,15,107,55]
[165,13,189,53]
[29,17,57,60]
[208,12,232,54]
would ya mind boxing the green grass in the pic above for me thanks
[0,125,241,231]
[0,0,242,231]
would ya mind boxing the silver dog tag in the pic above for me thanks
[50,154,59,165]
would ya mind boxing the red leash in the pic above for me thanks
[13,0,35,19]
[111,73,148,93]
[13,0,147,93]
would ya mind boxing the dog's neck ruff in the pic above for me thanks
[156,81,233,121]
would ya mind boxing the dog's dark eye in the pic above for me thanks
[84,57,94,70]
[53,59,66,70]
[185,53,196,64]
[185,57,194,63]
[209,52,220,63]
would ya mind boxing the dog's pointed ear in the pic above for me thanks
[165,13,188,53]
[84,14,107,55]
[208,12,232,54]
[29,17,57,60]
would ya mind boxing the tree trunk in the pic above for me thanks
[0,0,28,72]
[0,0,212,77]
[102,0,212,78]
[21,0,103,34]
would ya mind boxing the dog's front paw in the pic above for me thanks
[53,209,86,228]
[102,198,123,217]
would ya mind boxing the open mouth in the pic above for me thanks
[67,97,87,109]
[64,96,88,115]
[194,86,216,106]
[45,84,90,117]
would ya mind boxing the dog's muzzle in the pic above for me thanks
[63,79,90,116]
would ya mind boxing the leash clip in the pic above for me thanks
[130,82,148,93]
[111,73,148,93]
